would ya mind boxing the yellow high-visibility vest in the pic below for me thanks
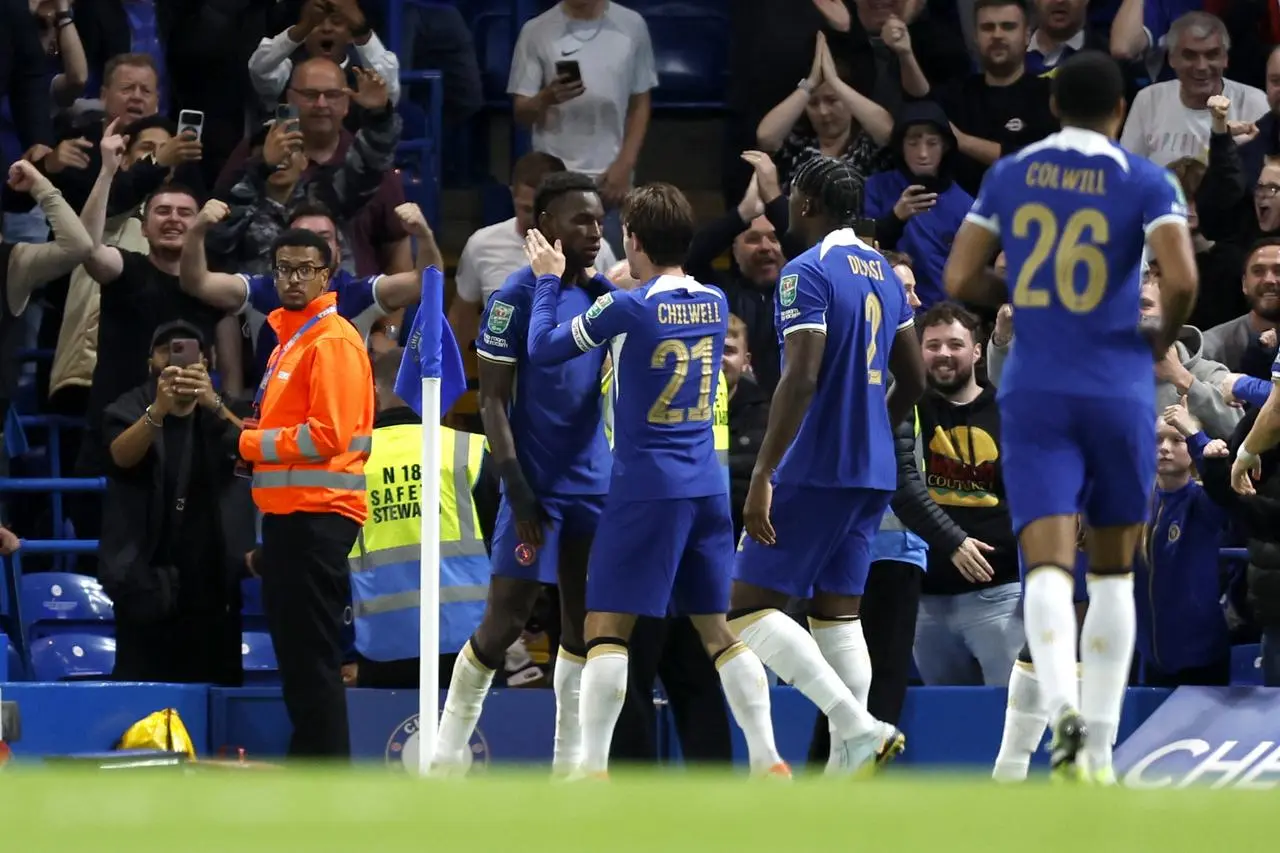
[348,424,488,660]
[601,365,730,490]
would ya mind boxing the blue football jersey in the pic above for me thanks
[966,127,1189,402]
[239,270,383,381]
[476,266,613,496]
[526,273,729,502]
[774,229,914,491]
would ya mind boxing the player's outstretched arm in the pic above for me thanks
[1146,220,1199,354]
[943,221,1006,307]
[527,278,630,367]
[886,325,926,427]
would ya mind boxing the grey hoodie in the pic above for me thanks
[986,325,1242,439]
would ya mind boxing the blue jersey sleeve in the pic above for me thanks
[964,160,1005,236]
[476,279,528,365]
[527,274,631,365]
[1141,163,1190,238]
[243,273,277,314]
[776,259,829,338]
[337,274,380,317]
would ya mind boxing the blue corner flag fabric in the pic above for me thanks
[395,266,466,416]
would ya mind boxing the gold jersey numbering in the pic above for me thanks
[647,336,715,425]
[1010,203,1109,314]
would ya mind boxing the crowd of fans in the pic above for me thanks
[2,0,1280,764]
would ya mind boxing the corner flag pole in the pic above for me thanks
[417,272,443,775]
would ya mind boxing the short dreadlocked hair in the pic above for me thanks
[791,156,864,227]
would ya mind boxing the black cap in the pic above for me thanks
[150,320,207,352]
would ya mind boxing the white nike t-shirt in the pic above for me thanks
[507,3,658,177]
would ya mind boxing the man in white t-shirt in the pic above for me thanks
[447,150,617,353]
[1120,11,1267,167]
[506,0,658,252]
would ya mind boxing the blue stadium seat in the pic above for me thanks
[627,1,728,109]
[1,631,19,680]
[20,573,114,640]
[242,631,280,684]
[1231,644,1263,686]
[29,634,116,681]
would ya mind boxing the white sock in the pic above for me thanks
[552,649,585,774]
[715,642,783,772]
[736,610,877,739]
[1023,567,1080,721]
[810,617,874,764]
[1080,574,1136,773]
[434,641,495,763]
[579,644,629,775]
[992,662,1049,782]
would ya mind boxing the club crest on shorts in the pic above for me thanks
[779,274,798,307]
[386,714,489,771]
[585,293,613,319]
[488,301,515,334]
[515,543,536,566]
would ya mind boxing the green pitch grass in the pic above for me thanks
[0,768,1267,852]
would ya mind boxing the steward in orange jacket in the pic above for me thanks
[237,226,375,759]
[239,293,375,522]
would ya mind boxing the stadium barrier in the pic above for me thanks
[0,683,1176,770]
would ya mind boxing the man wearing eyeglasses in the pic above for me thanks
[212,57,412,280]
[237,227,375,760]
[180,198,438,389]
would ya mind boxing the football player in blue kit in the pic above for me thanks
[431,172,614,776]
[523,183,788,780]
[944,51,1198,782]
[729,156,928,775]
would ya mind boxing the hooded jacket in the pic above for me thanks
[916,385,1019,594]
[863,100,974,308]
[1135,432,1230,675]
[988,325,1241,439]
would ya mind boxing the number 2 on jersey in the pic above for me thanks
[865,293,883,386]
[1011,203,1109,313]
[648,336,714,424]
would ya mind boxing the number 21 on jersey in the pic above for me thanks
[648,336,714,424]
[1011,203,1109,313]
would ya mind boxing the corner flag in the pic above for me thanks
[394,266,466,415]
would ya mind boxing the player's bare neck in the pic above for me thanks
[1157,471,1191,492]
[651,265,685,280]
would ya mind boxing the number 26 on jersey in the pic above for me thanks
[1011,203,1110,314]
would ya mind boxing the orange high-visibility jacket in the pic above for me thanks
[239,291,375,524]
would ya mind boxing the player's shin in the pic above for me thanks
[552,647,586,775]
[731,609,877,738]
[993,660,1049,782]
[434,639,497,768]
[578,638,630,777]
[713,641,785,774]
[809,616,873,769]
[1080,572,1136,777]
[1022,566,1080,720]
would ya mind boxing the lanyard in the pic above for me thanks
[254,306,336,413]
